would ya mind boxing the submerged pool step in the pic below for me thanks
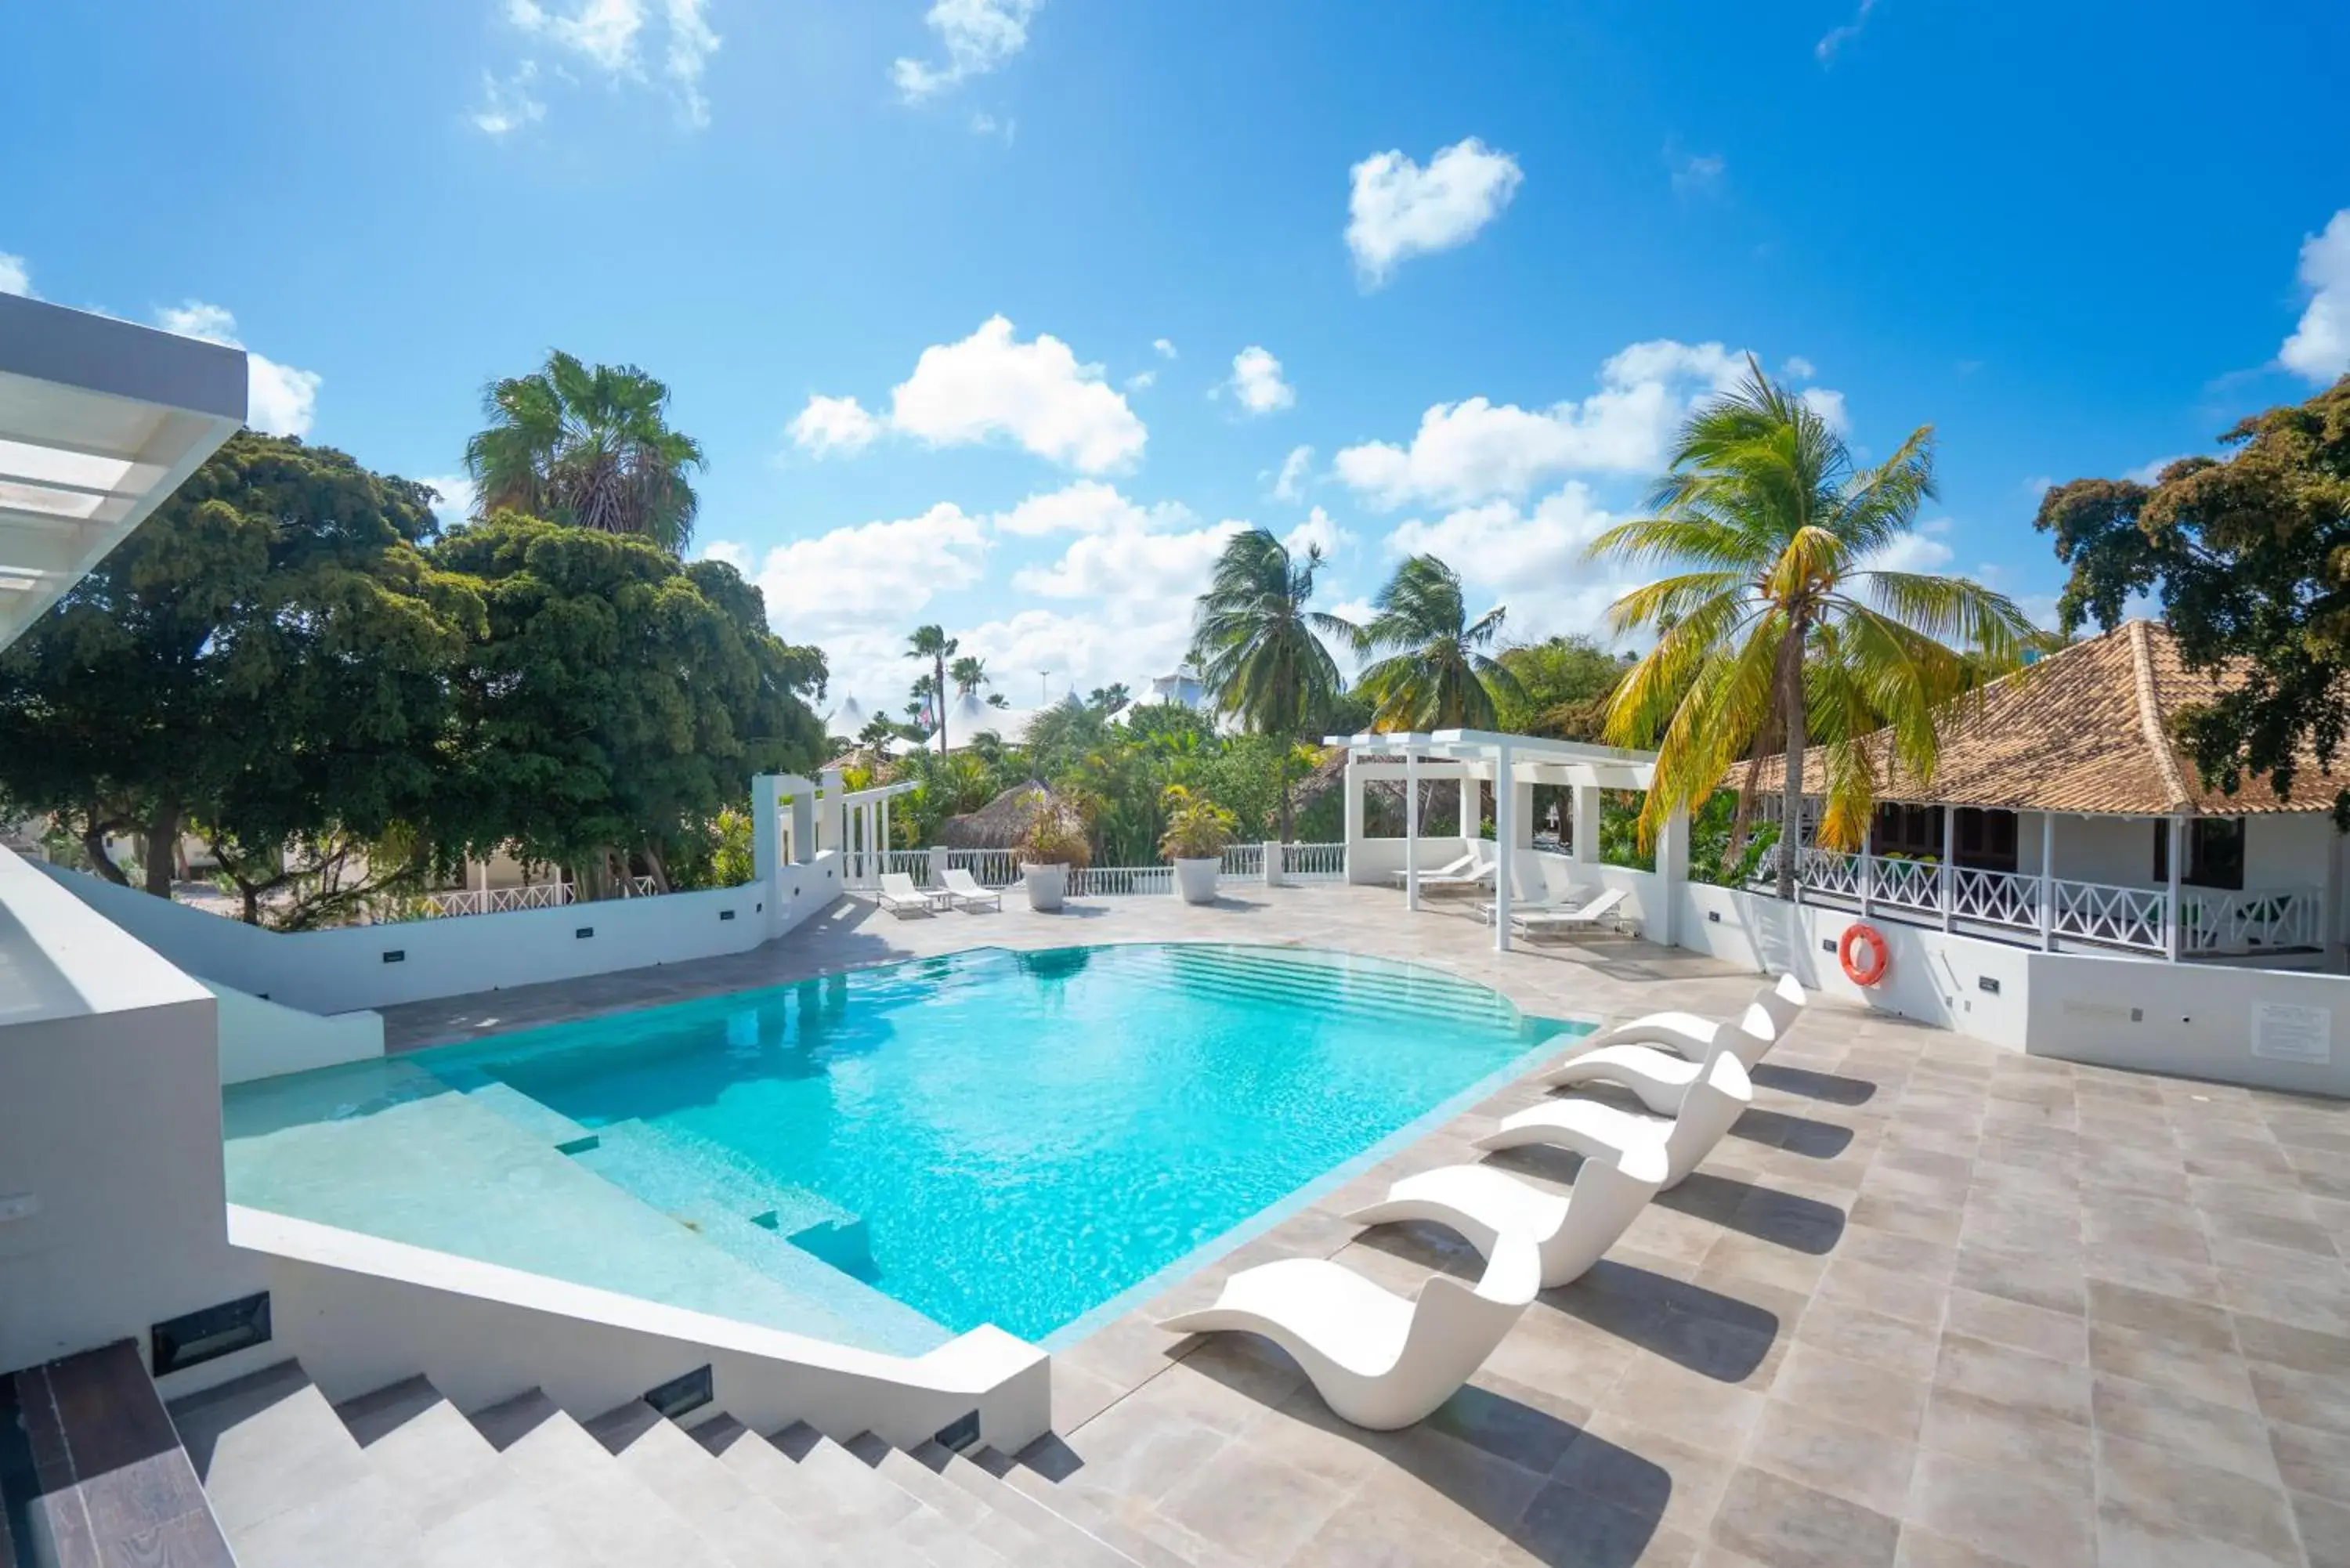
[1123,951,1527,1034]
[1153,945,1528,1020]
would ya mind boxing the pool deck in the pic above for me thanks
[379,883,2350,1567]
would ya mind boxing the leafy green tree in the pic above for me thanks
[432,512,826,897]
[1495,635,1634,739]
[0,432,479,924]
[463,350,706,552]
[1086,683,1133,714]
[1587,359,2034,897]
[1191,529,1356,836]
[949,655,990,697]
[1352,555,1524,730]
[906,624,956,747]
[2036,376,2350,821]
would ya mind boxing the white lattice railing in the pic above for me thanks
[1952,865,2041,927]
[1072,865,1174,897]
[1282,841,1347,883]
[2182,887,2324,955]
[842,848,932,890]
[418,876,656,919]
[1867,855,1942,911]
[2049,879,2166,951]
[1221,844,1265,877]
[943,848,1022,887]
[858,844,1347,899]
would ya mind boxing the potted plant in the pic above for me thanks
[1015,797,1091,912]
[1159,785,1239,905]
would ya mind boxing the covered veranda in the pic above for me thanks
[1325,728,1684,952]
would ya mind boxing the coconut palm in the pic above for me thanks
[949,654,990,698]
[1587,358,2035,898]
[1190,529,1357,837]
[906,625,957,748]
[1353,555,1526,731]
[463,350,705,551]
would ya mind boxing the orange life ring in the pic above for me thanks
[1840,923,1890,987]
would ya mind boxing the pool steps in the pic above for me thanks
[167,1359,1141,1568]
[1137,945,1531,1032]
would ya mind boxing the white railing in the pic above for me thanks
[1756,848,2321,959]
[842,849,931,891]
[417,876,658,919]
[1072,865,1173,897]
[1222,844,1265,878]
[1281,842,1347,883]
[943,848,1022,887]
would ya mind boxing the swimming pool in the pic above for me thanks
[223,943,1580,1349]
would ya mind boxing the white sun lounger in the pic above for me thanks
[1475,1049,1754,1190]
[936,867,1003,911]
[1345,1142,1668,1290]
[1160,1232,1541,1430]
[875,871,944,916]
[1553,973,1808,1070]
[1475,886,1630,937]
[1414,841,1498,894]
[1389,845,1480,887]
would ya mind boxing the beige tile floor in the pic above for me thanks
[381,883,2350,1567]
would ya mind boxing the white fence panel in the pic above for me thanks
[1281,843,1347,883]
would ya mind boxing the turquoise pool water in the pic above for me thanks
[224,944,1578,1347]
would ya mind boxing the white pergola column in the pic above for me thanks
[2038,811,2056,950]
[1405,751,1422,912]
[1343,755,1367,882]
[818,766,844,854]
[1941,805,1956,931]
[2164,814,2186,961]
[752,774,783,887]
[1571,785,1601,865]
[879,796,892,869]
[1654,805,1690,948]
[1492,744,1515,952]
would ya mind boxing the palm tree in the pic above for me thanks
[463,350,706,551]
[1586,358,2035,899]
[1190,529,1356,837]
[1353,555,1526,731]
[906,625,956,749]
[949,654,989,698]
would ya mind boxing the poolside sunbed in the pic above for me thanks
[875,871,945,916]
[1474,886,1630,938]
[1346,1142,1668,1291]
[1474,1047,1753,1190]
[937,866,1003,911]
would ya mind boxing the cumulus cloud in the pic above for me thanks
[472,62,548,135]
[2281,208,2350,383]
[1860,517,1955,574]
[1781,356,1817,381]
[1333,338,1769,511]
[420,475,478,529]
[1271,444,1314,502]
[155,301,322,438]
[802,316,1146,473]
[1014,518,1243,602]
[992,479,1183,537]
[786,394,883,457]
[2124,454,2190,485]
[1227,345,1295,415]
[1284,506,1350,560]
[1152,338,1177,359]
[0,252,31,297]
[1385,482,1642,642]
[1800,386,1849,434]
[892,0,1039,101]
[1347,138,1523,287]
[487,0,719,131]
[1817,0,1877,63]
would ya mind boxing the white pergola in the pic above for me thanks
[1326,728,1678,952]
[0,294,248,650]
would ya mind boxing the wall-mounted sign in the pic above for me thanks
[2252,1001,2331,1065]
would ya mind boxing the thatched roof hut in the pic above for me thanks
[940,782,1054,848]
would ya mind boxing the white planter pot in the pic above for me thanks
[1173,858,1221,905]
[1022,862,1068,912]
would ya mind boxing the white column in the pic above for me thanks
[1492,746,1515,952]
[1941,804,1956,932]
[1405,752,1422,913]
[879,796,892,870]
[1264,840,1282,887]
[2038,811,2056,951]
[1571,784,1601,866]
[752,774,783,888]
[1654,805,1690,948]
[818,766,844,854]
[2164,815,2186,961]
[1342,754,1367,882]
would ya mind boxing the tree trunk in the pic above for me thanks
[143,803,180,898]
[80,810,128,886]
[1774,633,1807,902]
[935,653,948,755]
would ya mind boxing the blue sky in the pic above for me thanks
[5,1,2347,714]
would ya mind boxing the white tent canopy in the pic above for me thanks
[0,294,248,650]
[823,692,870,739]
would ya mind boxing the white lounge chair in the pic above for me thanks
[1475,1049,1753,1190]
[1388,844,1479,888]
[875,871,943,916]
[1344,1142,1668,1290]
[1480,886,1631,938]
[936,867,1003,911]
[1160,1232,1541,1430]
[1415,841,1498,894]
[1553,973,1807,1070]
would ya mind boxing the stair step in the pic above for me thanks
[844,1433,1032,1563]
[776,1424,1007,1568]
[168,1359,431,1568]
[336,1375,508,1531]
[585,1400,819,1568]
[938,1445,1146,1568]
[466,1389,738,1568]
[696,1418,927,1566]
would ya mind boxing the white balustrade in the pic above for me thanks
[1280,842,1348,883]
[2181,887,2324,955]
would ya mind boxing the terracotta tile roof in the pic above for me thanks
[1747,620,2340,817]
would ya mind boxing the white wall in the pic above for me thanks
[34,853,845,1016]
[2025,952,2350,1097]
[206,981,385,1086]
[0,845,261,1370]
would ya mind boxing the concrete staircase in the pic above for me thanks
[166,1360,1141,1568]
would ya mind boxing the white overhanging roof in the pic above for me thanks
[0,294,248,651]
[1326,728,1659,791]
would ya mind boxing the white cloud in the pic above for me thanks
[698,539,749,571]
[892,0,1039,101]
[508,0,642,71]
[1385,482,1641,642]
[1014,518,1243,602]
[1346,138,1523,288]
[0,252,31,298]
[1860,517,1954,574]
[1284,506,1350,560]
[472,62,548,135]
[967,110,1015,143]
[1152,338,1177,359]
[1271,444,1314,502]
[959,606,1193,704]
[1333,338,1770,511]
[787,394,883,457]
[1124,370,1156,392]
[2124,454,2189,485]
[664,0,721,128]
[1817,0,1877,63]
[154,301,322,438]
[1227,345,1294,415]
[420,475,478,529]
[2280,208,2350,383]
[884,315,1146,472]
[1800,386,1849,434]
[1670,152,1725,197]
[1781,355,1816,381]
[992,479,1182,537]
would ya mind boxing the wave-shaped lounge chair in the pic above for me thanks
[1475,1049,1754,1190]
[876,871,943,916]
[1552,973,1807,1073]
[936,866,1003,911]
[1344,1142,1668,1290]
[1159,1232,1541,1430]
